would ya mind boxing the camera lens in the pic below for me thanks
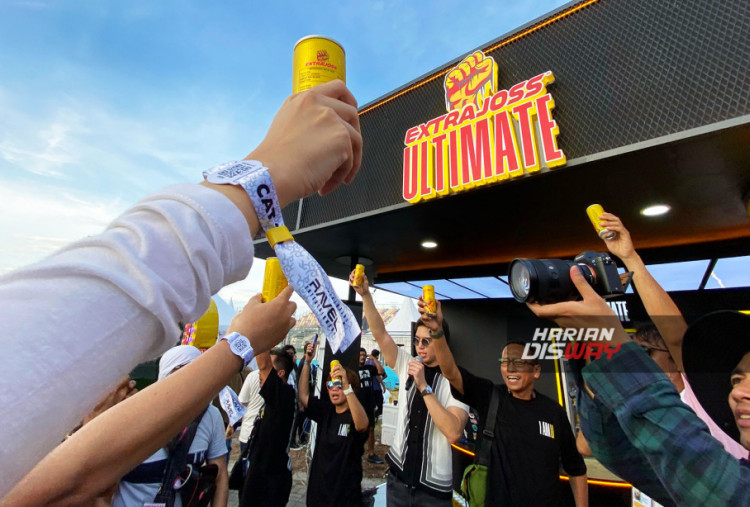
[509,261,532,301]
[509,259,535,302]
[509,258,586,304]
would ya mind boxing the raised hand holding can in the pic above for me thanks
[586,204,616,240]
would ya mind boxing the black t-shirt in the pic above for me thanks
[453,366,586,507]
[305,396,368,506]
[357,364,379,406]
[247,368,296,476]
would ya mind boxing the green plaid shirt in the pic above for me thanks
[581,342,750,506]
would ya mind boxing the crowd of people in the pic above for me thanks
[1,78,749,507]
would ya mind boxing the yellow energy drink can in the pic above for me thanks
[293,35,345,93]
[261,257,288,303]
[330,359,342,382]
[586,204,616,240]
[423,285,437,316]
[353,264,365,288]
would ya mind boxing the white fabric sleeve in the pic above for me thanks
[206,406,230,460]
[238,369,259,404]
[0,183,254,496]
[394,347,413,380]
[438,379,469,412]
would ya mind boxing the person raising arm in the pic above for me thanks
[299,342,368,506]
[350,271,468,506]
[598,212,688,366]
[0,79,362,496]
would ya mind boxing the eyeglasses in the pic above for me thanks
[413,338,432,348]
[637,344,670,356]
[499,358,535,370]
[326,380,343,390]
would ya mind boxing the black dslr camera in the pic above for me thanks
[508,251,629,304]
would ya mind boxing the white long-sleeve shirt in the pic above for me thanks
[0,184,254,496]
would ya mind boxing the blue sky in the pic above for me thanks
[0,0,570,307]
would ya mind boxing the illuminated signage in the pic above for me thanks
[402,51,566,203]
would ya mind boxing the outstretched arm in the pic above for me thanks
[3,290,296,506]
[298,342,317,409]
[418,298,464,395]
[350,272,398,368]
[599,212,688,369]
[0,79,362,497]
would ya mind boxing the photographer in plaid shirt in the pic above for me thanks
[530,267,750,505]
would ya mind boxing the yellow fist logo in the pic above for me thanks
[444,51,497,112]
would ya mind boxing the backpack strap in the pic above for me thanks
[153,408,208,507]
[476,386,500,467]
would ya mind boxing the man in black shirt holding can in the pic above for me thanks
[422,297,589,506]
[299,342,369,506]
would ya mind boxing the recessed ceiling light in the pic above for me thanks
[421,240,438,249]
[641,204,671,217]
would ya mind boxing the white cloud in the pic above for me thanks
[0,181,127,274]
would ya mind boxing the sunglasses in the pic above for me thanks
[326,379,343,390]
[499,358,535,370]
[413,338,432,348]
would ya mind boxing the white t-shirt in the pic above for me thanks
[386,347,469,492]
[238,370,263,443]
[112,405,227,507]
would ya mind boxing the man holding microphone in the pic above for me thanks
[350,271,468,506]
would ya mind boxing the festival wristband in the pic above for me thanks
[343,386,354,396]
[221,331,255,368]
[204,161,361,353]
[218,386,247,426]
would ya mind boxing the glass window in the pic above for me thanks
[644,260,710,292]
[705,255,750,289]
[448,277,514,298]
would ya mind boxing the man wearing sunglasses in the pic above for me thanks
[350,272,469,506]
[423,298,588,507]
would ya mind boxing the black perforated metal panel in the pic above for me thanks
[298,0,750,230]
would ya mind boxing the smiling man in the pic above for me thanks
[425,299,588,507]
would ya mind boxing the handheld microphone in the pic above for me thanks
[405,356,423,391]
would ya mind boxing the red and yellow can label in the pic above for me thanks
[423,285,436,315]
[293,35,345,93]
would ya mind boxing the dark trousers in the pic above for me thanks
[386,471,452,507]
[290,410,307,445]
[239,469,292,507]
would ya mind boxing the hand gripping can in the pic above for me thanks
[329,359,342,383]
[423,285,437,316]
[293,35,346,93]
[262,257,288,302]
[586,204,616,240]
[352,264,365,288]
